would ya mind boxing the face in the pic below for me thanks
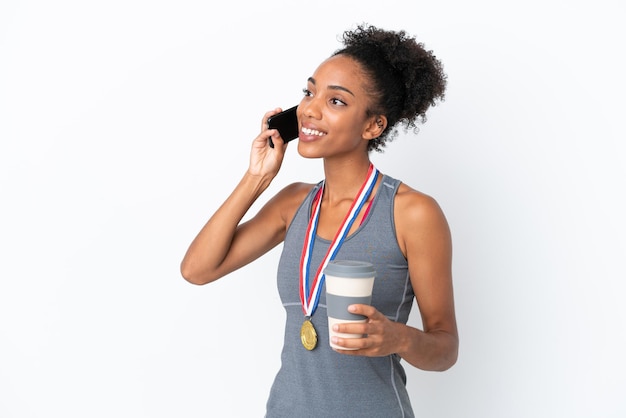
[296,55,378,159]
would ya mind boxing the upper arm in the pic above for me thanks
[216,182,312,277]
[395,187,458,338]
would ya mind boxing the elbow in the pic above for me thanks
[418,332,459,372]
[436,349,459,372]
[180,262,212,286]
[435,338,459,372]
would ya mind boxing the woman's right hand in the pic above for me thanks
[248,108,292,179]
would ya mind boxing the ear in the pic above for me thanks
[362,115,387,140]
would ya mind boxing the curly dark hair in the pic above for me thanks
[333,24,447,152]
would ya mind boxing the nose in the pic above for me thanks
[300,97,322,121]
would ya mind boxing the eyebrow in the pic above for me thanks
[308,77,355,97]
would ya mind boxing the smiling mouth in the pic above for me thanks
[301,127,326,136]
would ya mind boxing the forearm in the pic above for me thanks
[395,323,458,371]
[180,171,273,285]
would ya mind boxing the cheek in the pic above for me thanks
[337,122,368,145]
[330,114,364,140]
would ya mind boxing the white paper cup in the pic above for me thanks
[324,260,376,349]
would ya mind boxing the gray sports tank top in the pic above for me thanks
[265,174,415,418]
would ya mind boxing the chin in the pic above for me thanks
[296,143,323,159]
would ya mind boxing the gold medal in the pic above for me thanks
[298,165,379,352]
[300,317,317,350]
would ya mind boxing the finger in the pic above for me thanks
[331,335,369,352]
[348,304,380,319]
[333,321,369,336]
[261,108,283,131]
[253,129,276,149]
[267,131,287,149]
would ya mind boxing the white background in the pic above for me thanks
[1,1,625,417]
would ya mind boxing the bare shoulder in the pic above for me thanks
[272,181,317,206]
[394,183,451,254]
[265,181,318,226]
[395,183,447,220]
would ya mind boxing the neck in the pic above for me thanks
[322,158,374,204]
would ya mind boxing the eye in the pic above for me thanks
[330,98,346,106]
[302,88,312,97]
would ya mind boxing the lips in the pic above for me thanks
[301,126,326,137]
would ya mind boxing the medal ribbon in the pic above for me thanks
[299,163,379,317]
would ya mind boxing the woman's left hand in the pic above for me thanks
[331,304,406,357]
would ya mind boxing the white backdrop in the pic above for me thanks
[1,1,625,417]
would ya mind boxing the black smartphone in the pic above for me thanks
[267,105,299,148]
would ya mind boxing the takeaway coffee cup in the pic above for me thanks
[324,260,376,350]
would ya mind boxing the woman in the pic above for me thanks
[181,24,458,417]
